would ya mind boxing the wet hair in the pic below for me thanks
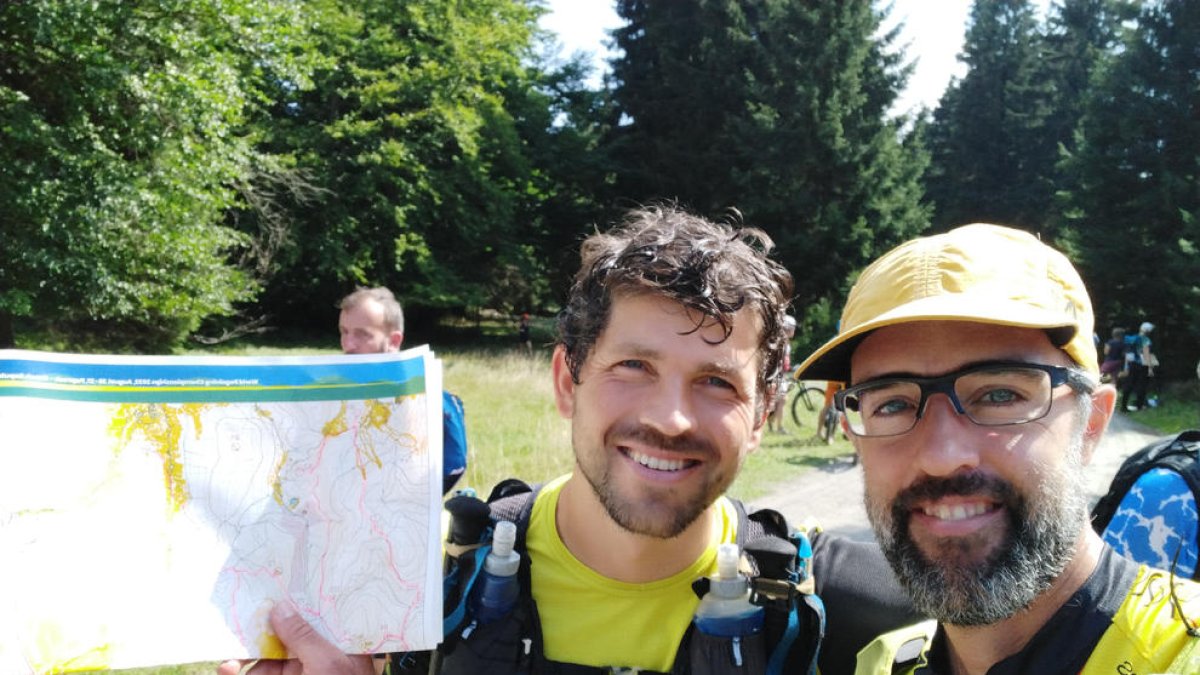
[338,286,404,334]
[557,204,795,411]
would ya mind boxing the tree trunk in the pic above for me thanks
[0,311,14,348]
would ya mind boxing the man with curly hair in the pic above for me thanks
[225,205,919,675]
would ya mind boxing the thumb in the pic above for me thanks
[267,601,375,675]
[269,602,336,666]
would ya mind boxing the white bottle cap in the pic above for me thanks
[716,543,739,580]
[485,520,521,576]
[709,543,748,598]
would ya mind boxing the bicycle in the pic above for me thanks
[789,382,827,429]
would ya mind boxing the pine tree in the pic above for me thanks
[607,0,930,345]
[1062,0,1200,375]
[1037,0,1131,241]
[925,0,1046,230]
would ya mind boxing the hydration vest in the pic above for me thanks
[391,478,826,675]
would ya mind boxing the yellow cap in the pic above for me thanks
[796,224,1097,382]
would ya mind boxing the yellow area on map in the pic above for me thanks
[27,619,112,673]
[318,400,420,479]
[355,399,420,479]
[108,403,224,514]
[270,449,290,508]
[322,402,349,437]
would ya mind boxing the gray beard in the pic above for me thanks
[867,430,1089,626]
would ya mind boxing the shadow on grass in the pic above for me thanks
[784,452,859,471]
[760,431,858,471]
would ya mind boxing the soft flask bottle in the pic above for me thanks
[694,543,764,637]
[470,520,520,624]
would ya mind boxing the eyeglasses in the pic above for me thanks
[835,361,1081,438]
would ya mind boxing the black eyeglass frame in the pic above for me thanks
[834,360,1086,438]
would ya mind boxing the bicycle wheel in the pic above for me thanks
[790,386,825,427]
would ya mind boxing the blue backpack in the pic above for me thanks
[442,391,468,494]
[1123,333,1142,364]
[1092,430,1200,578]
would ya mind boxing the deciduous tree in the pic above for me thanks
[0,0,315,350]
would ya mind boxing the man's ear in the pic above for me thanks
[755,386,775,431]
[1080,384,1117,465]
[388,331,404,351]
[551,345,576,419]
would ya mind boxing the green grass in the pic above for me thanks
[442,347,573,495]
[730,388,855,502]
[1125,378,1200,433]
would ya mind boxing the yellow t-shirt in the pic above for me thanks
[527,474,737,672]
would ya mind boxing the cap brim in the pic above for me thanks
[796,295,1079,383]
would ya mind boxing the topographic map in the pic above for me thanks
[0,348,444,673]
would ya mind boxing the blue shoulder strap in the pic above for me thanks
[766,529,824,675]
[443,542,491,636]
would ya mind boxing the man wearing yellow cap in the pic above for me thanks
[795,224,1199,674]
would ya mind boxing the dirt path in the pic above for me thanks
[752,412,1165,542]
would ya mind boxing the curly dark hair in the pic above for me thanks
[557,205,795,414]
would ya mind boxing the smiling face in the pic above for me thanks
[849,321,1106,625]
[552,293,766,539]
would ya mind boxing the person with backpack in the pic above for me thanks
[1121,321,1156,412]
[223,205,923,675]
[338,286,469,495]
[796,225,1199,674]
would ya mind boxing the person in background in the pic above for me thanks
[796,224,1199,674]
[766,314,797,434]
[339,286,468,494]
[1098,326,1125,384]
[517,312,533,356]
[1120,321,1155,412]
[339,287,405,355]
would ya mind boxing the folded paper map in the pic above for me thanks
[0,348,444,673]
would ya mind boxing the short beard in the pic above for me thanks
[577,423,726,539]
[867,428,1089,626]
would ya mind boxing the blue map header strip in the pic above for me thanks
[0,349,430,403]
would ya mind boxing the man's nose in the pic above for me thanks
[640,379,697,437]
[911,393,981,476]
